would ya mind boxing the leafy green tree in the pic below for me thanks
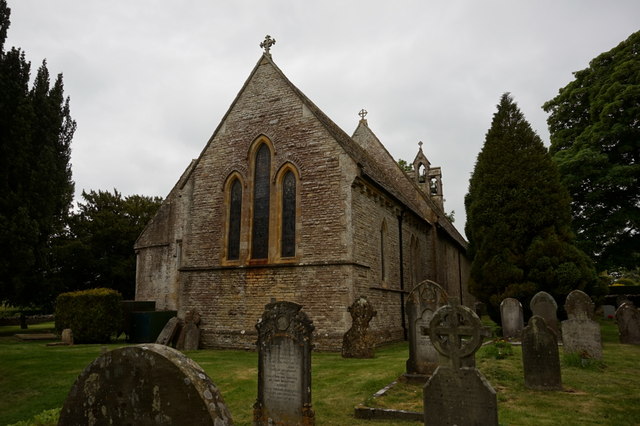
[0,0,75,308]
[52,190,163,299]
[465,93,601,322]
[543,31,640,272]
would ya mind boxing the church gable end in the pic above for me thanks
[135,41,471,350]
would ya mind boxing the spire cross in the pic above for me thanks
[260,35,276,56]
[418,141,423,150]
[358,109,368,120]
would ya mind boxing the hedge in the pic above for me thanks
[55,288,123,343]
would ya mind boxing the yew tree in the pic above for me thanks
[543,31,639,272]
[0,0,76,308]
[465,94,600,323]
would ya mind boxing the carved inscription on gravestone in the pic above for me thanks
[254,301,314,425]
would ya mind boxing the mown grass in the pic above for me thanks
[1,319,639,425]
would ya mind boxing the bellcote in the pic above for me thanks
[411,141,444,210]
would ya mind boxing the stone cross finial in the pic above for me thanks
[260,35,276,56]
[358,108,368,120]
[418,141,423,150]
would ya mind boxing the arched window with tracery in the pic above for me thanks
[227,177,243,260]
[251,143,271,259]
[280,170,297,257]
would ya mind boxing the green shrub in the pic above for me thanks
[54,288,123,343]
[7,408,60,426]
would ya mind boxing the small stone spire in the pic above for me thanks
[260,35,276,57]
[358,108,368,125]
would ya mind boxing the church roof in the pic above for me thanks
[174,51,467,249]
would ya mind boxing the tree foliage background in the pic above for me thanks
[465,93,602,322]
[51,190,163,300]
[543,31,639,273]
[0,2,163,308]
[0,0,75,307]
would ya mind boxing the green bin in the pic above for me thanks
[129,310,177,343]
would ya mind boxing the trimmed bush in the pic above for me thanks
[55,288,123,343]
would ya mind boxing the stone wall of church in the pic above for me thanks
[180,265,354,351]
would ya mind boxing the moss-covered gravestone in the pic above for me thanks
[342,296,377,358]
[423,299,497,426]
[522,316,562,390]
[561,290,602,359]
[58,344,232,425]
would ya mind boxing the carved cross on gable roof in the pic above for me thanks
[260,35,276,56]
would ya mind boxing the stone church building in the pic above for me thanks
[134,39,471,350]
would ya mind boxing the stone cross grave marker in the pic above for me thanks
[342,296,377,358]
[405,280,448,377]
[254,301,315,425]
[561,290,602,359]
[58,344,232,425]
[522,316,562,390]
[530,291,560,337]
[615,303,640,345]
[500,297,524,339]
[423,298,498,426]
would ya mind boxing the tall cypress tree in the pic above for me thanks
[465,93,600,323]
[0,0,76,308]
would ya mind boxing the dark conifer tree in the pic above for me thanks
[0,0,76,308]
[465,93,601,323]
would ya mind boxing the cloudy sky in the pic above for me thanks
[5,1,639,236]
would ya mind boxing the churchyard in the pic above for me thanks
[2,312,639,425]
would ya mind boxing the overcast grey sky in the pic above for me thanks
[5,1,639,236]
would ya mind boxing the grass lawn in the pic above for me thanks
[1,319,639,425]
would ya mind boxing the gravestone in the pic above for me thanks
[61,328,74,345]
[405,280,449,377]
[156,316,182,347]
[602,305,616,319]
[615,303,640,345]
[58,344,232,425]
[176,310,201,351]
[423,299,498,426]
[561,290,602,359]
[530,291,560,337]
[500,298,524,339]
[254,301,315,425]
[521,316,562,390]
[342,296,377,358]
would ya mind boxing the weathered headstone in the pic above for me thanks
[530,291,560,337]
[602,305,616,319]
[61,328,74,345]
[254,301,315,425]
[176,310,201,351]
[521,316,562,390]
[156,316,182,347]
[342,296,377,358]
[423,299,498,426]
[405,280,448,377]
[561,290,602,359]
[500,298,524,339]
[615,303,640,345]
[58,344,232,425]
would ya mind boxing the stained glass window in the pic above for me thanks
[251,144,270,259]
[281,170,296,257]
[227,179,242,260]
